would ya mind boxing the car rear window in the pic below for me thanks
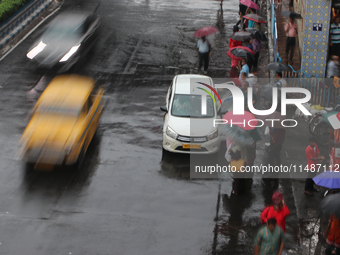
[171,94,215,118]
[35,104,81,116]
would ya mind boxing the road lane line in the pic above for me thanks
[0,5,61,62]
[122,37,143,74]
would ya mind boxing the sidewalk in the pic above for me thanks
[275,0,301,72]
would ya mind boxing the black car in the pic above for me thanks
[27,11,100,72]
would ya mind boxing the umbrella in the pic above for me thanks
[255,111,285,129]
[223,111,257,131]
[265,62,291,72]
[227,47,255,61]
[247,127,262,142]
[239,0,259,10]
[194,26,218,37]
[220,125,255,146]
[258,84,281,103]
[280,11,303,19]
[243,14,266,23]
[313,171,340,189]
[230,31,253,41]
[246,28,262,40]
[318,194,340,217]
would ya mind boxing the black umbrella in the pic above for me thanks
[265,62,291,72]
[280,11,303,19]
[246,28,262,40]
[318,194,340,217]
[230,48,254,61]
[258,84,281,103]
[230,31,252,41]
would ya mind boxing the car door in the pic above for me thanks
[83,87,104,151]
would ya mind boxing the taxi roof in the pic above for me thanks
[173,74,214,95]
[37,75,95,109]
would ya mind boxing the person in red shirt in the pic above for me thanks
[260,191,290,233]
[304,137,325,196]
[229,25,242,48]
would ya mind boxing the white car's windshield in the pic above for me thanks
[44,24,83,40]
[171,94,215,118]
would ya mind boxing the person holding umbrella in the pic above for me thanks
[196,36,212,74]
[304,136,325,196]
[252,36,261,68]
[238,58,249,78]
[284,13,298,65]
[323,214,340,255]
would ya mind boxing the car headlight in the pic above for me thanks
[207,129,218,140]
[166,126,178,140]
[59,44,80,62]
[27,41,46,59]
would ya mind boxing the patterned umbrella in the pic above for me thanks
[230,31,253,41]
[220,125,255,146]
[243,14,266,23]
[193,26,219,37]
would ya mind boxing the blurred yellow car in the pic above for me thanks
[19,75,104,169]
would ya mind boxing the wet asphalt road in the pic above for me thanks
[0,0,329,254]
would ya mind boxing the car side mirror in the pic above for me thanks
[160,106,168,113]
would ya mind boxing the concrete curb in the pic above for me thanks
[0,0,54,52]
[266,0,275,78]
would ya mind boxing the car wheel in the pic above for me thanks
[161,148,172,162]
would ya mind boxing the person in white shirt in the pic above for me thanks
[196,36,212,74]
[247,68,259,93]
[275,72,287,88]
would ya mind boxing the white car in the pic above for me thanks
[160,74,221,154]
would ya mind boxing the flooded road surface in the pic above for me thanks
[0,0,327,254]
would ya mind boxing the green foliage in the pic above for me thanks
[0,0,31,24]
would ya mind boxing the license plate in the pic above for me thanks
[183,144,201,149]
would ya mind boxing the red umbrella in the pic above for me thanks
[227,46,255,60]
[223,111,257,131]
[193,26,218,38]
[243,14,266,23]
[239,0,259,10]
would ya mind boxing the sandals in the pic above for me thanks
[304,190,313,196]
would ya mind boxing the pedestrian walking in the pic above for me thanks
[196,36,212,74]
[304,136,325,196]
[252,37,261,68]
[268,128,286,166]
[244,38,254,51]
[284,14,298,65]
[241,80,257,111]
[254,218,285,255]
[238,58,249,78]
[229,149,246,195]
[330,16,340,57]
[247,68,258,89]
[260,191,290,233]
[323,214,340,255]
[326,55,340,78]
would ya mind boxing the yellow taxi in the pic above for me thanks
[19,75,104,169]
